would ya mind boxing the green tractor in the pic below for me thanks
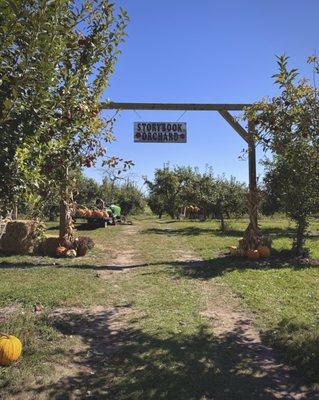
[96,199,132,226]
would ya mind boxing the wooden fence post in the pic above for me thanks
[240,120,260,250]
[248,120,258,231]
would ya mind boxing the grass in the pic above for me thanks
[154,216,319,380]
[1,215,319,398]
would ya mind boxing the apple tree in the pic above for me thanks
[0,0,71,217]
[28,1,128,241]
[245,55,319,255]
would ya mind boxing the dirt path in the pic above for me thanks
[176,251,319,400]
[96,224,145,276]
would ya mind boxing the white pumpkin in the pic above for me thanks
[66,249,77,258]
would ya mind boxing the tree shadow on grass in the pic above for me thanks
[261,318,319,384]
[167,252,319,280]
[141,226,296,239]
[0,260,57,269]
[46,223,101,231]
[0,252,318,276]
[6,309,317,400]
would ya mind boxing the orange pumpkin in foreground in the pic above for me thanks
[0,334,22,366]
[257,245,271,258]
[56,246,67,257]
[246,249,260,260]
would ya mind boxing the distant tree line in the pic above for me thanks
[144,165,247,231]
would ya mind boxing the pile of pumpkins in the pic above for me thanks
[56,246,78,258]
[229,234,272,260]
[0,334,22,366]
[75,207,108,219]
[229,244,271,260]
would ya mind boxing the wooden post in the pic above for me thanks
[238,120,260,250]
[248,120,258,231]
[101,102,252,111]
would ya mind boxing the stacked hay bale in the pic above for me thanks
[0,220,39,254]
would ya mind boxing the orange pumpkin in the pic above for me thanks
[85,210,93,218]
[247,249,260,260]
[91,210,100,218]
[56,246,67,257]
[0,334,22,365]
[257,245,270,258]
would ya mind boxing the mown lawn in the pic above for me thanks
[0,215,319,398]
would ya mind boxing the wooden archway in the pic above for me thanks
[101,101,259,250]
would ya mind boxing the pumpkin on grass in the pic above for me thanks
[0,334,22,365]
[257,245,271,258]
[66,249,77,258]
[247,249,260,260]
[56,246,67,257]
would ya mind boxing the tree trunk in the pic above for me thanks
[59,195,68,239]
[12,204,18,220]
[294,217,307,256]
[59,167,75,242]
[220,213,225,232]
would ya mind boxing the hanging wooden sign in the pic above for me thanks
[134,122,187,143]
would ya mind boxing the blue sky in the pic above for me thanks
[85,0,319,188]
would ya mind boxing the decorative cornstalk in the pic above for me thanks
[59,167,75,243]
[241,189,260,250]
[239,122,261,251]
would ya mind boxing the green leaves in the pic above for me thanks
[272,55,298,88]
[145,166,247,221]
[0,0,128,216]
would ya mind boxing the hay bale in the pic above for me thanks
[0,220,39,254]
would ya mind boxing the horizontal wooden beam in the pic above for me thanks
[100,101,252,111]
[218,110,249,143]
